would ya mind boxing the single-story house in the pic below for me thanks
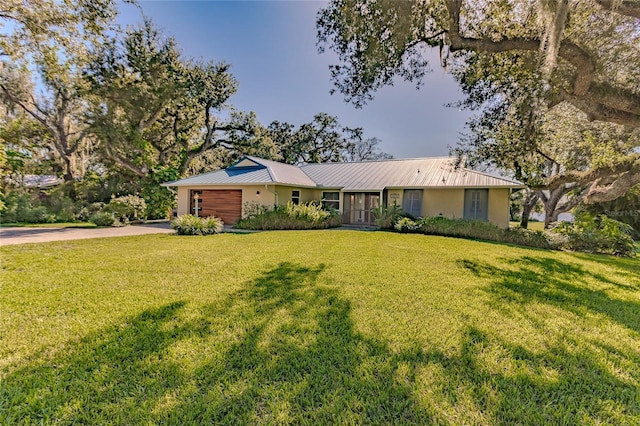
[163,156,524,227]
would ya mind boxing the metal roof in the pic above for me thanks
[163,156,316,187]
[244,156,317,187]
[164,156,523,189]
[300,157,523,190]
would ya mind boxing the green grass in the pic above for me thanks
[0,222,97,228]
[1,231,639,424]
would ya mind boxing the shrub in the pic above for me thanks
[394,217,419,232]
[45,186,78,222]
[0,192,57,223]
[25,206,57,224]
[372,203,403,229]
[0,192,32,223]
[171,214,224,235]
[551,212,636,257]
[393,214,633,256]
[235,202,342,230]
[106,195,147,224]
[76,202,106,222]
[89,211,116,227]
[400,216,554,250]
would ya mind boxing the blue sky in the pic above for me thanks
[118,1,471,159]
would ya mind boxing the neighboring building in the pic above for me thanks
[163,156,524,227]
[7,175,64,189]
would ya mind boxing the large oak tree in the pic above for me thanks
[317,0,640,204]
[1,0,123,181]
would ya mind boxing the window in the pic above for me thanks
[322,192,340,210]
[464,189,488,221]
[291,190,300,205]
[402,189,423,218]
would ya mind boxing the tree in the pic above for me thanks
[1,0,123,181]
[84,20,277,217]
[317,0,640,202]
[509,188,542,228]
[581,184,640,239]
[268,113,391,164]
[85,19,273,178]
[344,135,393,162]
[462,102,639,227]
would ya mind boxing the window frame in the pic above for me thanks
[402,189,423,218]
[464,189,489,221]
[291,190,300,205]
[322,191,340,210]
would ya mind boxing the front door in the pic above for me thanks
[342,192,380,225]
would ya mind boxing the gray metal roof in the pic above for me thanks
[163,156,316,187]
[164,156,523,189]
[300,157,523,190]
[244,156,317,187]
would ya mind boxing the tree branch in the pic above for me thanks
[545,156,640,203]
[442,0,638,126]
[104,142,145,177]
[0,83,55,135]
[595,0,640,19]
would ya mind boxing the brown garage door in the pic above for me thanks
[191,189,242,224]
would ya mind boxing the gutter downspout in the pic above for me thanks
[265,184,278,206]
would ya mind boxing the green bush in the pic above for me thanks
[88,211,116,227]
[390,214,634,256]
[394,217,420,232]
[552,212,636,257]
[106,195,147,224]
[25,206,57,223]
[235,202,342,230]
[372,203,403,229]
[0,192,57,223]
[44,186,78,222]
[392,216,554,250]
[76,202,106,222]
[0,192,31,223]
[171,214,224,235]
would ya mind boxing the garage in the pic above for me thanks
[190,189,242,224]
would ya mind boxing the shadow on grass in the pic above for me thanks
[3,262,639,423]
[459,256,640,334]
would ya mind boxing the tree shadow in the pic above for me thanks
[1,301,204,423]
[170,262,432,424]
[459,256,640,334]
[3,261,638,424]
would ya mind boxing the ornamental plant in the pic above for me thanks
[171,214,224,235]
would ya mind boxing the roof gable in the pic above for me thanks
[231,157,264,168]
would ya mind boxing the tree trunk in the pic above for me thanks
[541,187,565,228]
[62,155,75,182]
[519,191,540,228]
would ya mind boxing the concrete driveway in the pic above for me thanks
[0,222,175,246]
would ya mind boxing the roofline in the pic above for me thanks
[162,182,318,189]
[458,167,522,186]
[299,156,456,167]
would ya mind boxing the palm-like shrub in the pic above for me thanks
[372,203,404,229]
[171,214,224,235]
[235,202,341,230]
[552,212,636,257]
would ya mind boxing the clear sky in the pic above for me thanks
[118,0,472,159]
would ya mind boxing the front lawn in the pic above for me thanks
[1,231,638,424]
